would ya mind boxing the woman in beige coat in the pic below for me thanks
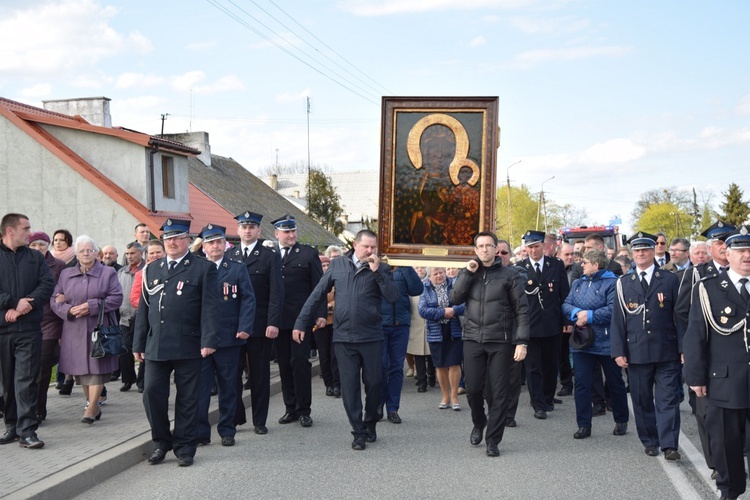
[406,267,434,392]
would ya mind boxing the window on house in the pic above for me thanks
[162,156,175,199]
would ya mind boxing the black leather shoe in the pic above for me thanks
[299,415,313,427]
[387,411,402,424]
[365,427,377,443]
[254,425,268,435]
[278,413,297,424]
[613,422,628,436]
[196,437,210,446]
[210,386,218,396]
[557,386,573,397]
[177,456,194,467]
[505,418,517,428]
[120,383,132,392]
[534,409,547,420]
[18,434,44,449]
[325,386,334,397]
[332,387,341,398]
[417,383,427,393]
[486,442,500,457]
[470,426,484,446]
[644,446,659,457]
[221,436,235,446]
[592,403,606,416]
[664,448,681,461]
[428,376,436,387]
[711,469,718,480]
[148,448,168,464]
[243,380,252,390]
[0,430,19,445]
[574,427,591,439]
[552,398,563,404]
[352,437,366,450]
[58,380,74,396]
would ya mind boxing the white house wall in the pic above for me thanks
[0,114,142,252]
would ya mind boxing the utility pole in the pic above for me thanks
[506,160,521,246]
[160,113,170,136]
[306,97,311,212]
[537,176,555,231]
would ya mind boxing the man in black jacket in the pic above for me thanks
[294,230,399,450]
[450,232,529,457]
[0,213,54,449]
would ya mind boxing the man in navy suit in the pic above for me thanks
[519,230,570,420]
[226,211,283,435]
[196,224,255,447]
[134,219,221,467]
[272,215,326,428]
[684,225,750,500]
[611,232,682,461]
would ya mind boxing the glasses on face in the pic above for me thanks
[499,250,509,255]
[77,249,96,254]
[476,244,496,250]
[656,241,667,246]
[670,248,687,253]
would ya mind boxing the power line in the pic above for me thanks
[204,0,380,105]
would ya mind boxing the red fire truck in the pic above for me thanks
[558,225,625,252]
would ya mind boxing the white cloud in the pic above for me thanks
[510,15,590,35]
[737,92,750,115]
[116,73,165,89]
[580,138,645,164]
[338,0,531,16]
[20,83,52,97]
[505,45,633,69]
[276,90,312,103]
[0,0,152,76]
[468,36,487,47]
[186,41,218,51]
[193,75,245,94]
[69,73,115,88]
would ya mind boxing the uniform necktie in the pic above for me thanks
[535,262,542,281]
[640,271,649,292]
[720,266,729,273]
[658,257,665,267]
[282,247,288,261]
[244,247,249,259]
[168,261,177,273]
[740,278,750,304]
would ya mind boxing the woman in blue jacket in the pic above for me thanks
[419,268,465,410]
[562,250,629,440]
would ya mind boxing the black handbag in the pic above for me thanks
[90,299,128,359]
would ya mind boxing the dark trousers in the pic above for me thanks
[236,337,273,427]
[707,406,749,499]
[0,330,41,437]
[143,357,202,458]
[693,392,714,469]
[559,332,573,390]
[334,341,382,437]
[504,356,524,420]
[119,322,137,385]
[275,329,312,416]
[571,352,628,428]
[198,346,240,440]
[381,325,409,413]
[313,325,339,389]
[414,355,435,385]
[36,338,59,420]
[525,334,561,410]
[464,340,515,446]
[628,361,681,450]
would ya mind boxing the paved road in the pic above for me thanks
[73,374,720,500]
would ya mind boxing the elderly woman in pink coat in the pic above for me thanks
[51,235,123,424]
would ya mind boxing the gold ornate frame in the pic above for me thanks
[378,97,498,267]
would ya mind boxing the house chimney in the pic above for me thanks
[42,97,112,127]
[269,174,278,190]
[294,190,300,199]
[161,132,211,167]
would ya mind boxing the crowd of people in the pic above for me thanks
[1,211,750,498]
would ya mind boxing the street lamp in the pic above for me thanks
[536,175,555,231]
[506,160,521,246]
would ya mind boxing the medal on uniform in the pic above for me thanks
[527,280,533,285]
[721,316,728,324]
[176,281,184,295]
[721,280,729,289]
[549,283,554,292]
[657,292,665,308]
[232,285,237,299]
[253,250,259,256]
[725,307,732,314]
[295,248,299,253]
[223,283,229,300]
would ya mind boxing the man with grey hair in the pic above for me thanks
[661,238,691,273]
[117,241,144,392]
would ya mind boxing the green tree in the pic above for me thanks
[719,183,750,227]
[634,202,691,237]
[631,187,691,222]
[306,168,345,235]
[496,184,545,248]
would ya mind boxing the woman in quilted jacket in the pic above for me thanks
[562,249,629,440]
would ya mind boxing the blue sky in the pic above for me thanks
[2,0,749,236]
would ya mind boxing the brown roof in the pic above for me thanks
[188,155,340,247]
